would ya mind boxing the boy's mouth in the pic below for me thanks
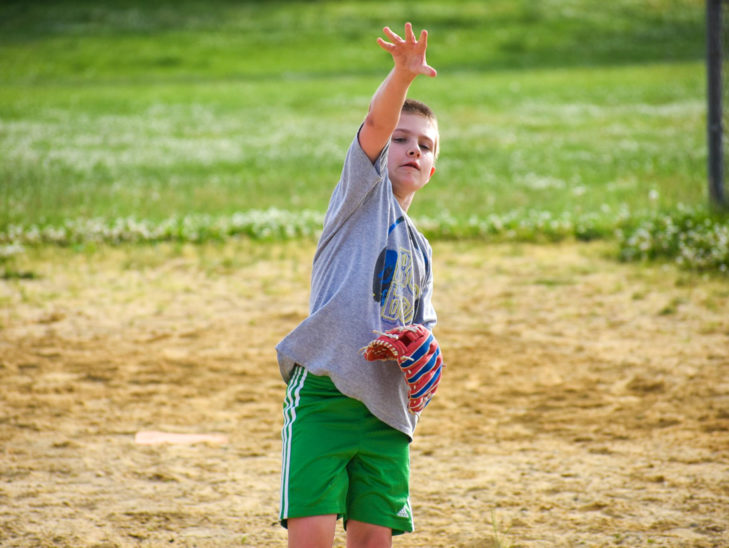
[402,161,420,170]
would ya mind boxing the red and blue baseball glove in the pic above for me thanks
[362,324,444,414]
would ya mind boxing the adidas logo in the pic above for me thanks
[396,504,410,518]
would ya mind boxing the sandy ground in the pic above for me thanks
[1,239,728,547]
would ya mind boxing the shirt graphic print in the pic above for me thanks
[372,216,427,325]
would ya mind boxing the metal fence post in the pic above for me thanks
[707,0,727,208]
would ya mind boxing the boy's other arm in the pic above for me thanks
[359,23,437,164]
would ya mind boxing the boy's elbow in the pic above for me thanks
[360,114,390,163]
[363,111,393,143]
[363,110,381,132]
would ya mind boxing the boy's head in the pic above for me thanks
[400,99,439,159]
[388,99,440,204]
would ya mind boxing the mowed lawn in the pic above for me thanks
[0,0,708,231]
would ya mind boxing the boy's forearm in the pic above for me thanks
[360,68,416,162]
[366,68,416,135]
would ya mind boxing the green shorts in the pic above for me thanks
[279,366,413,535]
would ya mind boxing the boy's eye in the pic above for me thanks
[420,144,431,151]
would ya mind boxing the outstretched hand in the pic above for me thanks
[377,22,437,79]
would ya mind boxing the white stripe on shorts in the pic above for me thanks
[280,366,308,520]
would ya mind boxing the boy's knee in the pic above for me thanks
[345,520,393,548]
[287,515,337,548]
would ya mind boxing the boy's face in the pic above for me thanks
[388,112,438,201]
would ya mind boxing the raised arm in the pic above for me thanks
[359,23,437,163]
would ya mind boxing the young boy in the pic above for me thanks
[276,23,441,547]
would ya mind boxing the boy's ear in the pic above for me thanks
[429,166,436,179]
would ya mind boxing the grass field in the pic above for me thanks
[0,0,710,233]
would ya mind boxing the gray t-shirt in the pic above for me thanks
[275,130,437,439]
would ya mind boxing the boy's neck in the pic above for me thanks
[395,192,414,212]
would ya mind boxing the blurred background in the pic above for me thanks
[1,0,721,267]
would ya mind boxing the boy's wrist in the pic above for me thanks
[390,66,419,85]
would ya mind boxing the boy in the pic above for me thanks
[276,23,442,547]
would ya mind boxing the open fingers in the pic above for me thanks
[382,26,404,44]
[404,22,416,43]
[378,23,436,77]
[376,36,395,52]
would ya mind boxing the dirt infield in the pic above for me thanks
[1,240,728,547]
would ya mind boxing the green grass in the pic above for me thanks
[0,0,713,233]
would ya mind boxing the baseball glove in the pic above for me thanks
[362,324,444,414]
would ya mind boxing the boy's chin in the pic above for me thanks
[391,177,427,193]
[401,183,429,197]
